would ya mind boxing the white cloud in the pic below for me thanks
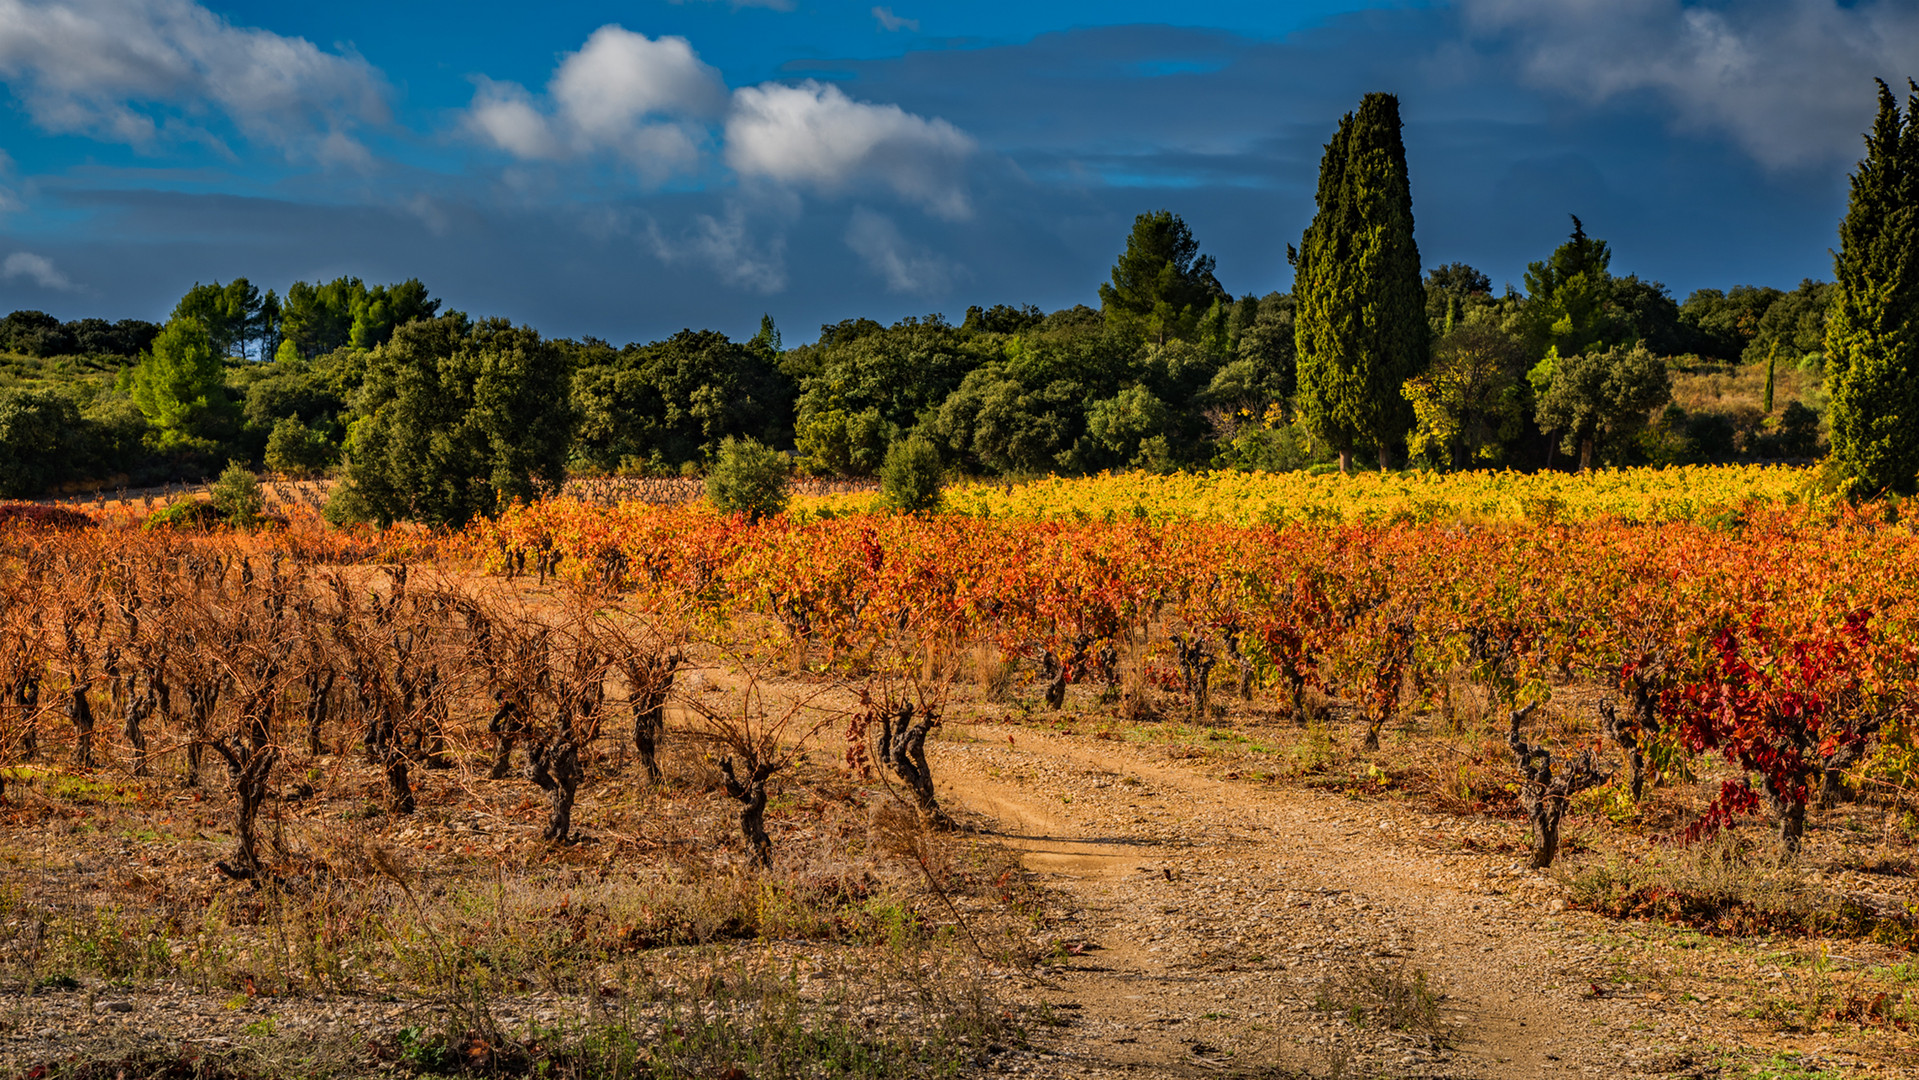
[725,80,975,218]
[872,7,919,33]
[466,80,562,160]
[550,27,727,137]
[844,207,956,295]
[1462,0,1919,167]
[0,0,387,162]
[646,201,787,293]
[3,251,74,290]
[463,25,724,183]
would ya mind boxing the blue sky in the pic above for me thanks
[0,0,1910,345]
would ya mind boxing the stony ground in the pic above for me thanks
[929,720,1915,1080]
[2,673,1914,1079]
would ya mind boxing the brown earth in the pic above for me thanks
[925,719,1912,1079]
[1,638,1913,1079]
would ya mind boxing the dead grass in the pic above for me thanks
[1670,358,1824,418]
[1560,834,1917,948]
[1313,963,1450,1047]
[0,698,1040,1079]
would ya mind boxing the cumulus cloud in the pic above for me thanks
[844,207,956,294]
[3,251,74,290]
[872,7,918,33]
[725,80,975,218]
[0,0,387,162]
[646,201,788,293]
[464,26,725,183]
[1461,0,1919,168]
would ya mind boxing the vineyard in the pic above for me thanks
[483,485,1918,854]
[3,465,1919,1077]
[793,463,1832,526]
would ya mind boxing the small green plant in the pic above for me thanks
[879,433,944,513]
[143,497,220,531]
[209,460,264,527]
[394,1025,454,1073]
[1316,964,1448,1043]
[706,436,790,522]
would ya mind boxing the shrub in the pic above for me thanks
[263,417,332,477]
[879,434,944,512]
[706,436,789,522]
[144,498,221,531]
[209,461,264,527]
[322,482,375,527]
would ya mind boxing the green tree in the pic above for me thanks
[1609,274,1685,356]
[1745,280,1832,367]
[1294,92,1429,472]
[785,315,982,475]
[962,303,1045,335]
[794,405,885,476]
[930,315,1135,476]
[1098,211,1225,346]
[342,314,574,527]
[254,289,283,361]
[0,310,71,356]
[0,387,84,496]
[1521,217,1621,358]
[1423,263,1493,332]
[127,317,239,449]
[281,277,438,359]
[1086,384,1174,469]
[1826,79,1919,498]
[1534,344,1672,471]
[171,279,260,358]
[750,313,782,354]
[573,329,794,474]
[1402,320,1530,468]
[706,436,790,521]
[1205,292,1297,408]
[263,417,333,477]
[934,366,1087,475]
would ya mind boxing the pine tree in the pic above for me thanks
[1294,92,1428,472]
[1522,216,1620,357]
[1827,79,1919,498]
[1099,211,1224,346]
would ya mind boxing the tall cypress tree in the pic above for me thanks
[1827,79,1919,498]
[1295,92,1428,472]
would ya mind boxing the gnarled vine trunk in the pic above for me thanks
[880,702,949,828]
[720,758,776,868]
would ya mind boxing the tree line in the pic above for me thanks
[5,83,1915,518]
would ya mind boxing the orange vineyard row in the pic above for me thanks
[476,496,1919,829]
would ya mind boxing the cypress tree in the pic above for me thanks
[1295,92,1428,473]
[1763,342,1776,415]
[1827,79,1919,498]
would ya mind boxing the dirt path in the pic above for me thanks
[935,721,1743,1080]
